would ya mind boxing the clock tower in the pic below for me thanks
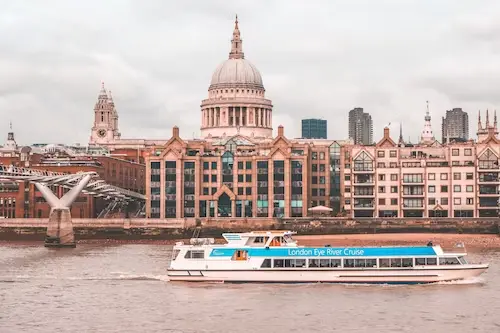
[89,82,121,145]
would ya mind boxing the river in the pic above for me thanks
[0,243,498,332]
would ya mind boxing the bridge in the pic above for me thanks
[0,164,147,248]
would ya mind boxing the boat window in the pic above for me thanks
[390,258,402,267]
[253,236,267,244]
[458,256,467,264]
[284,259,306,268]
[426,258,437,265]
[273,259,284,268]
[320,259,330,267]
[171,249,181,261]
[439,257,460,265]
[184,250,204,259]
[261,259,272,268]
[354,259,366,267]
[365,259,377,267]
[309,259,320,267]
[344,259,355,268]
[415,258,426,265]
[232,250,249,261]
[402,258,413,267]
[379,259,390,268]
[269,237,282,247]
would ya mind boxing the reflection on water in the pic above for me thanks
[0,244,498,333]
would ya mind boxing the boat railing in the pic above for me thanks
[190,238,215,246]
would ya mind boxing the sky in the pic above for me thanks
[1,0,500,145]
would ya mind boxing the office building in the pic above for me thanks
[442,108,469,142]
[301,119,327,139]
[348,108,373,145]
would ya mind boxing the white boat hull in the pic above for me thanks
[167,265,488,284]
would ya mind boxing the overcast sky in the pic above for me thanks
[1,0,500,145]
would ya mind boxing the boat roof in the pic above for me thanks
[223,230,296,237]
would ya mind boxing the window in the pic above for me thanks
[428,198,436,205]
[454,198,461,205]
[428,185,435,193]
[203,187,209,195]
[441,186,448,193]
[238,187,244,195]
[345,175,351,181]
[378,151,385,157]
[464,148,472,156]
[319,152,325,160]
[377,162,386,168]
[238,161,244,169]
[379,174,385,181]
[390,150,397,157]
[466,185,473,192]
[391,198,398,205]
[391,186,398,193]
[428,173,435,180]
[203,161,209,169]
[246,174,252,182]
[439,257,460,265]
[440,173,448,180]
[453,173,461,180]
[441,198,448,205]
[466,173,473,180]
[390,174,398,181]
[211,162,217,169]
[211,175,217,182]
[238,174,244,182]
[378,186,385,193]
[246,187,252,195]
[261,259,272,268]
[466,198,473,205]
[203,175,209,182]
[416,258,437,265]
[453,185,461,192]
[379,198,386,205]
[246,161,252,169]
[184,250,204,259]
[452,149,459,156]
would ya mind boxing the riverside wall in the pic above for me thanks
[0,217,498,241]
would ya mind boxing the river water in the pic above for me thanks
[0,243,499,333]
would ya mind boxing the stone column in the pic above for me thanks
[231,200,236,218]
[208,109,212,128]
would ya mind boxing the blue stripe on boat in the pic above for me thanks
[209,246,436,257]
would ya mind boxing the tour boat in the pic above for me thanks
[167,231,489,284]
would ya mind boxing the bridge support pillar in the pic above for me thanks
[35,174,92,248]
[45,208,75,248]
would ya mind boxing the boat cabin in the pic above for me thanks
[221,230,298,248]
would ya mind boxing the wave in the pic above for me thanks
[0,273,170,282]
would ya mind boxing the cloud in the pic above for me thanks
[0,0,499,145]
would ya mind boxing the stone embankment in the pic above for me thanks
[0,217,498,243]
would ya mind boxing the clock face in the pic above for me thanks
[97,129,107,138]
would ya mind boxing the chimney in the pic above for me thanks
[383,126,390,138]
[172,126,179,137]
[278,125,284,137]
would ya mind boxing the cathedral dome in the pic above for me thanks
[210,58,263,89]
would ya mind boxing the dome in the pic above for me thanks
[210,58,263,89]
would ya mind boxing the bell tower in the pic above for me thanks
[89,82,121,145]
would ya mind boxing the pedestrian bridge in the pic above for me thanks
[0,164,147,247]
[0,164,146,201]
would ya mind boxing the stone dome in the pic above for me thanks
[210,58,263,89]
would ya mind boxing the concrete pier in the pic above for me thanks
[44,209,76,248]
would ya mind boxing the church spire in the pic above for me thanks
[478,110,482,130]
[486,109,490,127]
[229,14,244,59]
[398,122,404,146]
[494,110,497,129]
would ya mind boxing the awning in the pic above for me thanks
[308,205,333,212]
